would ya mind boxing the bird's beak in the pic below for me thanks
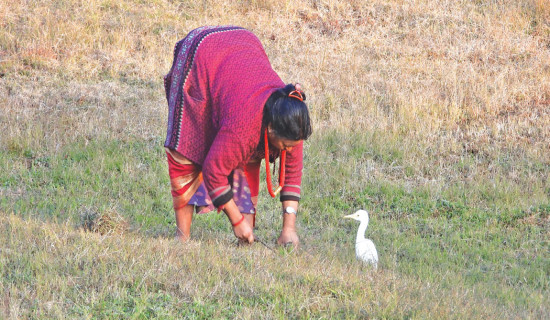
[343,214,354,219]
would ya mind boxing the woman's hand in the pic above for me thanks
[279,200,299,247]
[232,218,254,244]
[277,227,299,247]
[223,200,255,244]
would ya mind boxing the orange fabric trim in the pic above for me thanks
[167,150,203,210]
[171,173,198,192]
[165,147,194,165]
[172,173,203,209]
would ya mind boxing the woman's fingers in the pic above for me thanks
[247,233,254,244]
[277,228,299,248]
[233,219,254,244]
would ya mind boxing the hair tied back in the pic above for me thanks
[288,88,304,102]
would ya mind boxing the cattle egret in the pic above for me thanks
[344,210,378,268]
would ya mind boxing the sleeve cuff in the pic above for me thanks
[212,189,234,208]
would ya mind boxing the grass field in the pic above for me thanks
[1,0,549,318]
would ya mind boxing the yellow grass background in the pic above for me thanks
[2,0,548,210]
[1,0,549,144]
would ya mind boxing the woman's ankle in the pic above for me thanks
[176,228,190,241]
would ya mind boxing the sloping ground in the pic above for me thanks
[1,0,549,318]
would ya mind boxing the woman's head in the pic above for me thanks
[263,83,312,143]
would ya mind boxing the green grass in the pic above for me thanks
[1,0,549,317]
[1,138,171,230]
[1,130,548,318]
[2,212,546,319]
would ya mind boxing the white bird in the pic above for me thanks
[344,210,378,268]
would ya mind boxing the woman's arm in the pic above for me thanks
[222,199,254,243]
[278,200,299,247]
[202,128,257,243]
[277,141,304,247]
[279,141,303,202]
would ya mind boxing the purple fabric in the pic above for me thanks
[189,169,256,214]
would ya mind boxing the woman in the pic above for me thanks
[163,26,312,245]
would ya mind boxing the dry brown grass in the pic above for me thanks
[1,0,548,192]
[80,206,129,235]
[1,0,549,146]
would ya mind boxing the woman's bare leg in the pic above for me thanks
[175,204,194,241]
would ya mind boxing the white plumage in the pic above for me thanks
[344,210,378,268]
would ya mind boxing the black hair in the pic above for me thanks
[262,83,313,141]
